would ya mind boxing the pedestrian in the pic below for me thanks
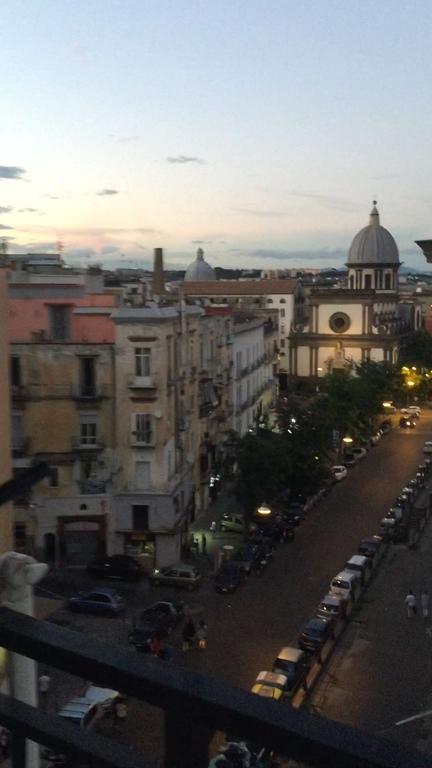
[197,619,208,649]
[405,590,417,618]
[150,636,161,656]
[182,618,196,651]
[202,533,207,554]
[114,696,128,728]
[421,590,430,619]
[210,521,217,533]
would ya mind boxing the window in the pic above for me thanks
[10,356,21,387]
[385,273,392,290]
[80,357,96,397]
[48,467,59,487]
[364,274,372,289]
[280,339,285,348]
[48,305,70,341]
[12,413,24,450]
[329,312,351,334]
[80,413,97,445]
[279,298,286,304]
[135,348,151,378]
[280,308,285,318]
[132,505,149,530]
[133,414,153,444]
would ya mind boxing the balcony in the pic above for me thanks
[130,433,155,448]
[128,374,158,390]
[0,606,426,768]
[71,436,105,451]
[72,383,110,402]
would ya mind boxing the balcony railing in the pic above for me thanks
[71,436,106,450]
[0,606,429,768]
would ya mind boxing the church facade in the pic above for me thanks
[289,204,421,378]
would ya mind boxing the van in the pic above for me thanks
[58,685,119,730]
[330,570,361,602]
[344,555,372,585]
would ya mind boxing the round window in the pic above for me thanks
[329,312,351,333]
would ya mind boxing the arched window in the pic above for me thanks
[384,274,392,290]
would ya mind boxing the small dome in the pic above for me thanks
[184,248,216,281]
[347,203,399,266]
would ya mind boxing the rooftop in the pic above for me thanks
[183,279,297,296]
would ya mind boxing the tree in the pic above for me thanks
[400,330,432,370]
[235,429,290,516]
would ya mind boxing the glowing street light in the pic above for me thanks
[342,436,353,444]
[257,501,272,516]
[407,380,415,388]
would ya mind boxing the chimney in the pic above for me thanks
[152,247,165,295]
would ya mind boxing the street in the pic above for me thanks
[39,410,432,764]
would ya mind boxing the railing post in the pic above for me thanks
[164,709,212,768]
[10,732,26,768]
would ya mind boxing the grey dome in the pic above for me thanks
[347,204,399,266]
[184,248,216,281]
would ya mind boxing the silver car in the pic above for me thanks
[149,563,201,591]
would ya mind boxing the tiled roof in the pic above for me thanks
[182,279,296,295]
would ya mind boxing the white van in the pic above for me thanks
[344,555,372,584]
[330,570,361,602]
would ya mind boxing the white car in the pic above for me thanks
[332,465,348,481]
[407,406,421,417]
[424,441,432,454]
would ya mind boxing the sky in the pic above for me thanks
[2,0,432,271]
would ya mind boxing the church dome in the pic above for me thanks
[184,248,216,281]
[347,203,400,266]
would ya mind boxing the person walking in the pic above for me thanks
[197,619,208,649]
[421,590,430,619]
[182,618,196,651]
[202,533,207,554]
[405,590,417,618]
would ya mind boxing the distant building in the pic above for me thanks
[290,204,421,378]
[184,248,216,282]
[0,259,13,552]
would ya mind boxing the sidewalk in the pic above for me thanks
[310,485,432,753]
[188,482,243,570]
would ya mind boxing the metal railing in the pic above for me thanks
[0,607,430,768]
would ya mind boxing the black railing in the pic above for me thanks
[0,607,432,768]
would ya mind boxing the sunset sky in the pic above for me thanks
[3,0,432,270]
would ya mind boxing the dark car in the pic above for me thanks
[316,593,346,622]
[214,563,242,594]
[281,502,304,526]
[298,617,333,655]
[399,417,416,429]
[358,535,383,561]
[342,453,357,468]
[231,545,260,574]
[248,535,274,561]
[128,601,183,648]
[86,554,143,581]
[272,646,311,694]
[68,587,125,616]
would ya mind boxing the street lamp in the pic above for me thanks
[342,436,353,445]
[257,501,272,516]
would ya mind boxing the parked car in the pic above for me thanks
[379,420,392,433]
[407,405,421,417]
[86,555,143,581]
[298,617,333,655]
[331,465,348,482]
[68,587,125,616]
[351,447,367,461]
[58,685,119,730]
[149,563,201,590]
[220,513,246,533]
[344,554,372,585]
[424,441,432,454]
[214,562,243,594]
[330,570,361,602]
[272,646,310,694]
[231,545,260,574]
[370,431,382,444]
[252,671,289,700]
[316,593,347,622]
[342,453,357,468]
[128,601,183,648]
[281,502,304,526]
[358,535,383,562]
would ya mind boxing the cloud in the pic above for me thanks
[0,206,12,214]
[235,208,291,218]
[18,207,39,213]
[0,166,26,180]
[41,194,60,200]
[167,155,204,164]
[0,224,13,230]
[20,225,159,237]
[291,191,362,213]
[97,188,119,196]
[117,136,140,144]
[100,245,121,255]
[229,247,347,262]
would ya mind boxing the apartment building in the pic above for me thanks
[111,302,202,567]
[8,262,118,563]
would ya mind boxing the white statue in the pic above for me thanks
[0,552,48,768]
